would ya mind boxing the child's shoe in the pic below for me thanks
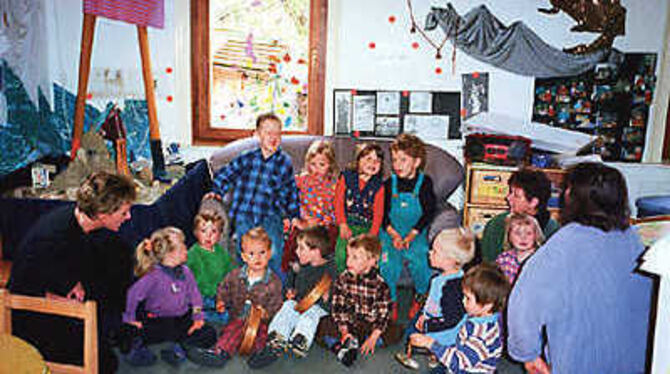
[334,336,359,367]
[186,347,231,367]
[247,332,287,369]
[124,337,157,366]
[160,343,186,366]
[290,333,309,358]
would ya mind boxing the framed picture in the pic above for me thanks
[352,94,376,133]
[334,90,352,134]
[404,114,449,140]
[376,91,401,115]
[374,116,401,137]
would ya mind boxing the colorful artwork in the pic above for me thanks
[210,0,309,131]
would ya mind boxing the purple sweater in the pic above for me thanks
[123,265,204,323]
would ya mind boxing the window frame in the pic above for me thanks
[190,0,328,145]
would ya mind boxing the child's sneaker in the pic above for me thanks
[334,337,359,367]
[124,337,157,366]
[291,334,309,358]
[247,331,287,369]
[160,343,186,366]
[186,347,231,367]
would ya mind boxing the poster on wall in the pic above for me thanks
[404,114,449,140]
[352,95,376,132]
[376,91,401,115]
[334,90,352,134]
[375,116,401,137]
[462,72,489,120]
[409,92,432,113]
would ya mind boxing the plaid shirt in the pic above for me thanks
[331,267,391,333]
[213,147,300,223]
[495,250,523,285]
[216,266,283,322]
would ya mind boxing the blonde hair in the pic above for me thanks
[432,227,475,266]
[503,213,545,251]
[135,227,185,277]
[241,226,272,252]
[303,140,338,179]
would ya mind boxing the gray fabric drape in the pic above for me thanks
[425,3,623,78]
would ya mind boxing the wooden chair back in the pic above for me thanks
[0,289,98,374]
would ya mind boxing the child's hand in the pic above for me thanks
[360,329,382,356]
[414,314,425,332]
[216,300,226,313]
[338,325,352,343]
[66,281,86,302]
[203,192,222,201]
[409,333,434,349]
[402,230,419,249]
[283,218,292,232]
[524,357,551,374]
[388,227,404,249]
[339,223,352,240]
[128,321,143,330]
[188,320,204,335]
[286,288,297,300]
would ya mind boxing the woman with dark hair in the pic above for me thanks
[506,163,653,374]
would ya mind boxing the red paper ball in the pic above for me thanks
[166,67,173,74]
[435,67,443,74]
[412,42,420,49]
[368,42,376,49]
[388,16,396,23]
[166,95,173,102]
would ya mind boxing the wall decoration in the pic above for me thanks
[532,53,657,162]
[462,72,489,120]
[333,89,461,140]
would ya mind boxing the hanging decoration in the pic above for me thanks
[405,0,451,61]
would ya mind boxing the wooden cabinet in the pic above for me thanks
[463,163,566,237]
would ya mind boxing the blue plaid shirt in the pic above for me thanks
[213,147,300,224]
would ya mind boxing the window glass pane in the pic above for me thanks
[210,0,309,131]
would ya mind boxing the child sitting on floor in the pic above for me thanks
[410,263,510,373]
[495,213,544,284]
[334,143,385,273]
[396,227,475,370]
[379,133,436,321]
[318,233,400,367]
[282,140,339,272]
[248,225,338,368]
[187,207,236,324]
[122,227,217,367]
[186,226,283,368]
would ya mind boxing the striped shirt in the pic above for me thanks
[213,147,300,224]
[83,0,164,29]
[430,313,503,373]
[331,268,391,333]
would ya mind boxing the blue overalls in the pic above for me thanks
[379,173,431,301]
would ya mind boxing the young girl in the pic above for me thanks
[495,213,545,284]
[188,208,236,324]
[123,227,216,367]
[334,143,385,273]
[281,140,339,272]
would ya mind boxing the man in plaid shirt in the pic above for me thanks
[211,113,300,283]
[318,234,400,366]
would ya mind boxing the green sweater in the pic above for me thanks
[480,212,560,263]
[187,243,236,298]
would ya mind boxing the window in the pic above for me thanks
[191,0,327,144]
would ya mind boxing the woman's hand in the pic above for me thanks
[525,357,551,374]
[203,192,222,201]
[360,329,382,356]
[188,320,204,335]
[339,223,352,240]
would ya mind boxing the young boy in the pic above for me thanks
[409,263,510,373]
[379,133,436,321]
[186,227,283,368]
[402,228,474,354]
[211,113,300,282]
[480,169,558,263]
[247,226,338,368]
[319,233,400,367]
[187,207,236,324]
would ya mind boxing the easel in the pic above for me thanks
[71,13,165,177]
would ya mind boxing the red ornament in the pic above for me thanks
[460,108,467,117]
[435,67,443,74]
[402,90,409,97]
[86,93,92,99]
[351,89,357,95]
[473,72,480,78]
[291,77,300,85]
[297,58,306,64]
[388,15,396,23]
[412,42,419,49]
[166,95,173,102]
[283,53,291,63]
[165,67,173,74]
[353,131,360,138]
[368,42,376,49]
[220,114,226,121]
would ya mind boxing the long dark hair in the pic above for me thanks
[560,162,630,232]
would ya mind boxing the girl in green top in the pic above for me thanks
[187,208,236,324]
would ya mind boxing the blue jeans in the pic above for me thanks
[234,214,286,284]
[203,296,229,325]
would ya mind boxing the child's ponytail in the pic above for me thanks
[134,226,185,277]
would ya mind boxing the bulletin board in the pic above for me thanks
[333,89,461,140]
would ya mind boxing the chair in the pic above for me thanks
[0,289,98,374]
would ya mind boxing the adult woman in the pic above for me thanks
[507,163,652,373]
[9,171,136,373]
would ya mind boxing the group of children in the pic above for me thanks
[119,113,547,372]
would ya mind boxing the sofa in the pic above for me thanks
[209,135,464,241]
